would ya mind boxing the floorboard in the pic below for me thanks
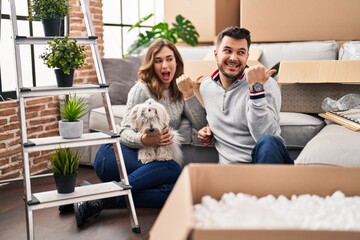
[0,166,160,240]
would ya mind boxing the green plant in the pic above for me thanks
[60,95,88,122]
[50,147,83,176]
[40,36,87,75]
[29,0,70,21]
[126,14,199,56]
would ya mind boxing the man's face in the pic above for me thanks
[215,36,249,81]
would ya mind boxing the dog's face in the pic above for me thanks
[130,99,170,134]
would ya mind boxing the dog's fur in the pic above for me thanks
[129,99,183,164]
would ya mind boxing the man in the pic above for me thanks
[198,26,293,164]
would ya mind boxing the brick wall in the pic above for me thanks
[0,0,103,181]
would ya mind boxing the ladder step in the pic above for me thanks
[24,132,120,152]
[15,36,98,45]
[19,84,109,98]
[28,181,131,210]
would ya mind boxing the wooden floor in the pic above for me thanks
[0,166,160,240]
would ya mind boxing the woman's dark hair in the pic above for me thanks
[138,39,184,101]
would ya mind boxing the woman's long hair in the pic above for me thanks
[138,39,184,101]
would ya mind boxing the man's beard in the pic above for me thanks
[217,61,244,81]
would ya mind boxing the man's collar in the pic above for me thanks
[211,67,247,83]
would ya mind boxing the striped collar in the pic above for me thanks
[211,68,246,83]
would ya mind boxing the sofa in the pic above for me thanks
[79,40,360,167]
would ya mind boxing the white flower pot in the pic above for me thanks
[59,120,83,139]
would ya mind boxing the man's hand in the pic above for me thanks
[176,74,196,99]
[198,126,213,146]
[141,127,174,147]
[245,65,277,86]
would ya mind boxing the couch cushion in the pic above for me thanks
[102,57,143,105]
[250,41,338,69]
[89,105,127,132]
[295,123,360,166]
[279,112,326,149]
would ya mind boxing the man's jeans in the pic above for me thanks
[94,143,181,208]
[251,135,294,164]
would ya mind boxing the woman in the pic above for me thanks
[73,39,207,227]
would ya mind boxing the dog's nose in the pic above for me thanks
[149,124,155,132]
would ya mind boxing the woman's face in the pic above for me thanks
[153,46,177,89]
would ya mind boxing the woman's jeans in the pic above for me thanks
[94,143,181,208]
[251,135,294,164]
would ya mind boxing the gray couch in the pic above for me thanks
[80,40,360,167]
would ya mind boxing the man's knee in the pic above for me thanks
[257,134,280,147]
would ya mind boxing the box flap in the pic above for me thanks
[278,60,360,84]
[149,166,193,240]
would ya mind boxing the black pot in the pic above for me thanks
[54,69,74,87]
[54,173,77,194]
[42,19,63,36]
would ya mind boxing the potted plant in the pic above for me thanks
[28,0,70,36]
[40,36,87,87]
[59,94,88,139]
[126,14,199,56]
[50,147,83,194]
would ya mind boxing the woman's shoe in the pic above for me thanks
[74,200,103,227]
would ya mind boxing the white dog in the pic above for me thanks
[129,99,183,164]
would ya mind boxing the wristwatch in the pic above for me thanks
[249,82,264,92]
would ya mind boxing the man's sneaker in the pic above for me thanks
[58,180,93,214]
[74,200,103,227]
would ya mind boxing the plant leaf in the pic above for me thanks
[128,13,154,32]
[172,15,199,46]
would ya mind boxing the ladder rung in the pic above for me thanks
[24,132,120,152]
[15,36,98,45]
[28,181,131,210]
[19,84,109,98]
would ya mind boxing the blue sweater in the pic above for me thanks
[200,70,283,164]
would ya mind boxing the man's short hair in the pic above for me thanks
[216,26,251,49]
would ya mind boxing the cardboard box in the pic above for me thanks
[164,0,240,43]
[278,60,360,84]
[240,0,360,42]
[150,164,360,240]
[277,60,360,113]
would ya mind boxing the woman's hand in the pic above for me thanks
[176,74,195,99]
[140,127,174,147]
[198,126,213,146]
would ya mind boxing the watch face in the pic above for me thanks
[253,83,263,92]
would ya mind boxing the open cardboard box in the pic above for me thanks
[278,60,360,84]
[150,164,360,240]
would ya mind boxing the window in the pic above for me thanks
[102,0,163,58]
[0,0,163,100]
[0,0,54,101]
